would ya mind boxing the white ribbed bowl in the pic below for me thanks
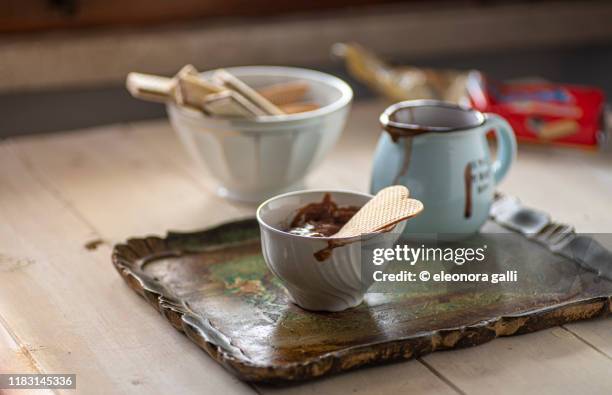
[256,190,406,312]
[167,66,353,203]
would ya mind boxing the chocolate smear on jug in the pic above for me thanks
[384,125,430,143]
[393,137,413,185]
[382,112,429,184]
[464,162,473,218]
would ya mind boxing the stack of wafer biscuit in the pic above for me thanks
[126,65,319,119]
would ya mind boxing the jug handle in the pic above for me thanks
[485,113,517,184]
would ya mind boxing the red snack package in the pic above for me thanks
[467,73,606,149]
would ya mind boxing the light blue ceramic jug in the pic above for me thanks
[371,100,517,236]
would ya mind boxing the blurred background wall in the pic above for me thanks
[1,0,612,136]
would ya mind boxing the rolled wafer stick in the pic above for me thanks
[213,69,285,115]
[126,72,175,103]
[126,65,202,104]
[176,64,199,78]
[257,81,310,105]
[278,102,320,114]
[127,65,223,106]
[126,66,286,119]
[202,90,265,118]
[127,66,253,117]
[177,73,225,108]
[172,64,227,109]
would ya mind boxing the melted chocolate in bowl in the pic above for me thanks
[286,193,360,237]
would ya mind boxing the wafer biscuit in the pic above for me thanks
[213,69,285,115]
[201,91,265,118]
[278,102,319,114]
[257,81,310,105]
[333,185,423,238]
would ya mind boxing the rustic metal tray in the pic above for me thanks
[112,196,612,383]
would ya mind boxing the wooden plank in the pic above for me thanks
[0,320,40,375]
[421,328,612,395]
[257,361,459,395]
[499,144,612,232]
[0,316,54,395]
[564,319,612,360]
[0,143,255,395]
[10,124,251,240]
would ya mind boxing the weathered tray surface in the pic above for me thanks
[112,197,612,382]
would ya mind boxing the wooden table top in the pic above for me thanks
[1,100,611,395]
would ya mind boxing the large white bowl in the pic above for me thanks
[257,190,406,312]
[167,66,353,203]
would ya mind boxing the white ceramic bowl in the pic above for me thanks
[167,66,353,203]
[256,190,406,312]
